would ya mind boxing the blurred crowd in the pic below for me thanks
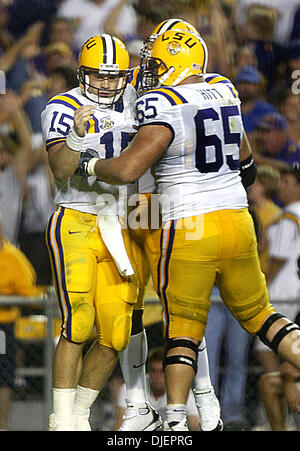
[0,0,300,431]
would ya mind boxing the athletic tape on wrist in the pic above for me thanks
[87,157,99,176]
[66,126,85,152]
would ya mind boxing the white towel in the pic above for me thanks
[97,215,134,277]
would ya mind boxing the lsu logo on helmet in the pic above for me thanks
[141,18,200,59]
[166,41,182,55]
[140,29,208,90]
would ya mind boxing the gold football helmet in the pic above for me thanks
[141,18,200,59]
[140,29,208,90]
[78,34,130,107]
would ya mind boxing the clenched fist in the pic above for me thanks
[74,105,96,137]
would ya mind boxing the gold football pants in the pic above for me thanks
[129,192,162,309]
[130,226,162,309]
[46,207,139,350]
[159,208,276,341]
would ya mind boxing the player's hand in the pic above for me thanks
[283,382,300,413]
[75,148,99,176]
[74,105,95,137]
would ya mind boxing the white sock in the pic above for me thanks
[119,330,148,404]
[166,404,186,424]
[193,337,213,392]
[52,388,76,428]
[74,385,99,418]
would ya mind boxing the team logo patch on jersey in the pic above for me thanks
[100,116,114,130]
[167,41,182,55]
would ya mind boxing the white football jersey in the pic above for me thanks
[41,85,138,216]
[128,69,243,197]
[267,201,300,300]
[135,80,248,222]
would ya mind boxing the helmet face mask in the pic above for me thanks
[78,66,129,107]
[140,56,169,92]
[78,35,130,108]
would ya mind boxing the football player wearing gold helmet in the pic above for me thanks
[77,28,300,431]
[77,34,131,107]
[138,18,202,94]
[142,17,200,57]
[42,34,159,431]
[120,20,222,432]
[140,28,208,91]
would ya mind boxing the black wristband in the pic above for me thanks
[240,154,257,188]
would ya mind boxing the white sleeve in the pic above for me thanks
[41,102,74,152]
[267,219,298,259]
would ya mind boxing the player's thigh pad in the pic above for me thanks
[216,209,275,334]
[94,259,138,351]
[46,207,97,343]
[159,217,218,341]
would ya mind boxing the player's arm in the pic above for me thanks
[239,130,257,188]
[48,142,81,183]
[48,105,95,182]
[80,124,173,185]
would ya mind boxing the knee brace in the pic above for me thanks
[163,338,199,373]
[257,313,300,354]
[69,301,95,343]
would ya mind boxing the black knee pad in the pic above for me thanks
[163,338,199,373]
[257,313,300,354]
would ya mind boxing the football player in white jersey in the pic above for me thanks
[122,17,255,433]
[119,18,223,432]
[77,28,300,431]
[41,34,163,431]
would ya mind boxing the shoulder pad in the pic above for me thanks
[140,87,188,106]
[47,93,83,111]
[204,73,239,99]
[128,66,141,91]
